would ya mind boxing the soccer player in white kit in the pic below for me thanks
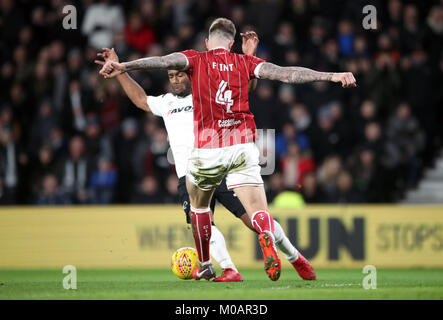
[95,33,316,282]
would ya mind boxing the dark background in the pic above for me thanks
[0,0,442,205]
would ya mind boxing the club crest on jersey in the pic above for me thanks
[167,105,193,116]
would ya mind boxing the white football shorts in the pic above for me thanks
[186,142,263,191]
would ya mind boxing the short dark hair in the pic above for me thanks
[209,18,236,41]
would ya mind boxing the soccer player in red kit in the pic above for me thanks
[99,18,356,281]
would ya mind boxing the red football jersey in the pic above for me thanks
[181,48,265,149]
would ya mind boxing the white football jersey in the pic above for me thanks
[147,93,194,178]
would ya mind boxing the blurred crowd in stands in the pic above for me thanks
[0,0,442,205]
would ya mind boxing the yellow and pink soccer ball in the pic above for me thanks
[171,247,199,279]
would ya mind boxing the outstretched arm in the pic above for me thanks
[95,48,151,112]
[258,62,357,88]
[116,73,151,112]
[99,52,188,78]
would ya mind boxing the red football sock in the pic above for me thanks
[190,206,212,264]
[251,211,275,234]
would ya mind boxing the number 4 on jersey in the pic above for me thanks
[215,80,234,113]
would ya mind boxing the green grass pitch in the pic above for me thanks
[0,268,442,300]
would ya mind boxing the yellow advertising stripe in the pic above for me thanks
[0,205,442,269]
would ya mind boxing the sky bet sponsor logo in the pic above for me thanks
[167,105,193,116]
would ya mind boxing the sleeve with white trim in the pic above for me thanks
[243,54,266,80]
[180,49,199,73]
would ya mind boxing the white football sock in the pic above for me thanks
[273,220,299,262]
[209,225,238,271]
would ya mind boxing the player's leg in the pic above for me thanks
[214,178,256,232]
[178,176,212,272]
[239,213,256,231]
[186,177,215,208]
[185,178,216,279]
[192,190,242,281]
[185,147,227,280]
[225,143,281,281]
[208,195,238,275]
[178,176,240,280]
[273,220,316,280]
[231,185,274,236]
[215,177,315,280]
[177,176,193,224]
[271,220,298,261]
[209,180,244,282]
[209,226,243,282]
[231,185,271,230]
[240,210,317,280]
[233,185,281,281]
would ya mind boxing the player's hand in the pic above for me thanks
[99,61,126,78]
[241,31,259,56]
[95,48,120,78]
[94,47,119,67]
[331,72,357,88]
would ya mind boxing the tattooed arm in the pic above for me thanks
[257,62,357,88]
[99,52,188,78]
[95,48,152,112]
